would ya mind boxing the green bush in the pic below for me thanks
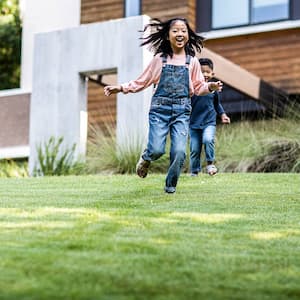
[0,158,28,177]
[34,136,85,176]
[0,0,21,90]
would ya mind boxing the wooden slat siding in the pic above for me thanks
[87,81,116,133]
[188,0,196,30]
[142,0,190,21]
[81,0,123,23]
[204,28,300,94]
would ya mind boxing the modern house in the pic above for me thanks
[0,0,299,160]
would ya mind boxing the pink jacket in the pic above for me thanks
[120,54,210,97]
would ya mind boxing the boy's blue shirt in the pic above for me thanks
[190,91,225,129]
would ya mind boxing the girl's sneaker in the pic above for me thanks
[136,157,151,178]
[206,164,217,176]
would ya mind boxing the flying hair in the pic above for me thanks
[140,18,205,58]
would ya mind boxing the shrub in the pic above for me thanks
[246,140,300,172]
[34,136,85,176]
[86,124,171,174]
[0,159,28,177]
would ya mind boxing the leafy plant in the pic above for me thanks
[0,158,28,177]
[0,0,21,90]
[34,136,85,176]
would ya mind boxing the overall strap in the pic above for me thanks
[161,55,168,66]
[185,55,191,66]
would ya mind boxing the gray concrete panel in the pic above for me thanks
[29,16,152,174]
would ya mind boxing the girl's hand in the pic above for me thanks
[104,85,122,96]
[209,81,223,92]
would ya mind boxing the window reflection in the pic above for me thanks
[212,0,249,28]
[252,0,289,23]
[212,0,289,29]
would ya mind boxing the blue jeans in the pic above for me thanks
[189,125,216,173]
[142,99,191,188]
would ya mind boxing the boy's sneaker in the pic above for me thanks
[190,172,198,177]
[164,186,176,193]
[206,164,217,176]
[136,157,151,178]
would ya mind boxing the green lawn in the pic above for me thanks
[0,174,299,300]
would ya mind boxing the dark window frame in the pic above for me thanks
[212,0,290,30]
[196,0,299,32]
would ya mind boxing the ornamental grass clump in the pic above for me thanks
[247,139,300,172]
[34,136,85,176]
[86,124,144,174]
[86,124,171,174]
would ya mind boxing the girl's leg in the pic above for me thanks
[165,111,189,191]
[189,128,203,175]
[142,110,170,161]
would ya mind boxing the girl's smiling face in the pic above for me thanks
[168,20,189,53]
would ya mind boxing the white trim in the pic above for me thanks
[201,20,300,40]
[0,146,30,159]
[0,88,31,97]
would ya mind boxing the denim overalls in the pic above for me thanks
[142,55,192,190]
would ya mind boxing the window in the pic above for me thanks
[252,0,289,23]
[212,0,289,29]
[124,0,141,17]
[212,0,249,28]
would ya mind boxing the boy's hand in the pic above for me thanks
[221,113,230,124]
[104,85,122,96]
[209,81,223,92]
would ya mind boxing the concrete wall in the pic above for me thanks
[29,15,153,174]
[20,0,81,91]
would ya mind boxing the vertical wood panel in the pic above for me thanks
[81,0,123,24]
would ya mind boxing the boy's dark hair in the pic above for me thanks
[199,58,214,70]
[140,17,204,58]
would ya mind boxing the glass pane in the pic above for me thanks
[212,0,249,29]
[252,0,289,23]
[125,0,141,17]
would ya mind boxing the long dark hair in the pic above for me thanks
[140,18,204,57]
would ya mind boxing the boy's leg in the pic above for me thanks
[189,128,203,175]
[203,125,217,175]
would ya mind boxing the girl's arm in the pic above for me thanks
[104,56,161,96]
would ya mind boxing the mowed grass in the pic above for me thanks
[0,173,299,300]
